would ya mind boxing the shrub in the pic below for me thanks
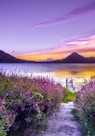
[0,72,65,135]
[75,76,95,136]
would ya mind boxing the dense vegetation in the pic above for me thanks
[0,72,65,136]
[74,76,95,136]
[1,70,95,136]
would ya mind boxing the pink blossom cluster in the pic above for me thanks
[0,73,65,135]
[75,76,95,135]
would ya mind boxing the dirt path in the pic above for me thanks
[41,102,81,136]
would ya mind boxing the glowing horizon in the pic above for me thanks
[16,34,95,61]
[0,0,95,56]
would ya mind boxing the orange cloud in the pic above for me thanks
[16,34,95,61]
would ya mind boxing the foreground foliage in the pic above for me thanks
[75,76,95,136]
[0,72,65,136]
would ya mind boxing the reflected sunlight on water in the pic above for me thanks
[0,63,95,91]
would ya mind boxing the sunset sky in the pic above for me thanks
[0,0,95,61]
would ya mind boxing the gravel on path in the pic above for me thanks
[41,102,81,136]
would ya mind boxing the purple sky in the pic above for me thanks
[0,0,95,58]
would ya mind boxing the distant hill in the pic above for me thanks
[0,50,95,63]
[63,52,89,63]
[0,50,35,63]
[43,52,95,63]
[0,50,20,63]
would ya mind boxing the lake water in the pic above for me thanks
[0,63,95,91]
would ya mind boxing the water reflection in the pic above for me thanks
[0,63,95,91]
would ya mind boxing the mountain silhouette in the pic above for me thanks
[0,50,95,63]
[0,50,20,62]
[0,50,35,63]
[45,52,95,63]
[63,52,87,63]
